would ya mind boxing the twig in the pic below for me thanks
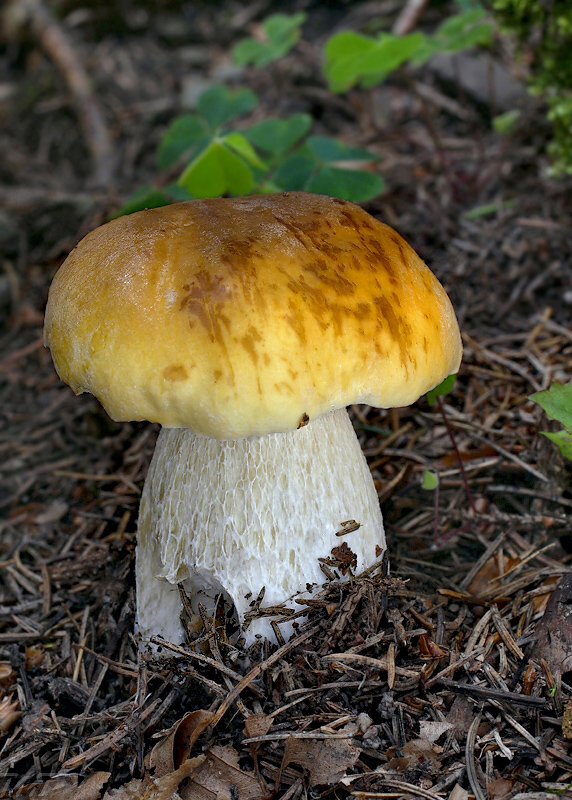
[392,0,430,35]
[444,417,550,483]
[209,625,318,727]
[439,679,546,708]
[20,0,115,186]
[465,710,487,800]
[353,779,445,800]
[437,397,477,513]
[0,185,104,211]
[148,636,264,697]
[322,652,420,679]
[487,485,572,510]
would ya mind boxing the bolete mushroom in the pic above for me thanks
[44,192,462,645]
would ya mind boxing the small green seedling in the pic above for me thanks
[530,382,572,462]
[427,374,457,407]
[116,84,384,217]
[422,469,439,490]
[493,109,521,135]
[232,13,306,68]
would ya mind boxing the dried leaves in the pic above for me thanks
[279,734,360,788]
[3,13,572,796]
[12,772,110,799]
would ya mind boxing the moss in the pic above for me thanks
[489,0,572,173]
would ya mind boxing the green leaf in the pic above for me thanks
[407,38,439,65]
[353,33,425,78]
[272,153,318,191]
[324,11,492,90]
[323,32,378,93]
[265,12,306,46]
[164,182,195,202]
[324,31,424,92]
[244,114,312,156]
[177,141,254,198]
[112,187,172,218]
[306,136,378,163]
[530,382,572,432]
[219,146,255,195]
[427,374,457,406]
[422,469,439,490]
[197,85,258,130]
[223,132,268,169]
[232,39,269,67]
[306,166,384,203]
[463,199,516,219]
[531,382,572,462]
[493,109,521,134]
[433,9,494,53]
[454,0,484,9]
[542,430,572,461]
[178,142,226,198]
[324,31,377,63]
[232,12,306,67]
[157,114,209,170]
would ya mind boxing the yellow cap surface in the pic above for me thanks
[44,192,462,439]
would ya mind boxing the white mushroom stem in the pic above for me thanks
[136,407,385,646]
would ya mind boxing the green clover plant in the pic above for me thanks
[116,84,384,217]
[323,9,493,93]
[232,13,306,68]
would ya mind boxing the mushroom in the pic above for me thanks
[44,192,462,645]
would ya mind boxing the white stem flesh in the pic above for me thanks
[136,407,385,646]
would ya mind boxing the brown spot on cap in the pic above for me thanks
[163,365,188,382]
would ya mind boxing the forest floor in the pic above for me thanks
[1,1,572,798]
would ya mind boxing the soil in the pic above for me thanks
[1,1,572,798]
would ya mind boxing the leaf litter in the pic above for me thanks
[2,0,572,798]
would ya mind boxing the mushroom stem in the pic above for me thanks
[136,407,385,646]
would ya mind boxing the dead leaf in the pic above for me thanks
[440,444,497,467]
[328,542,357,574]
[244,713,272,740]
[531,575,561,614]
[0,695,20,732]
[279,735,360,788]
[418,634,446,658]
[14,772,110,799]
[22,700,50,734]
[34,500,68,525]
[419,720,453,743]
[148,756,205,800]
[467,556,520,597]
[448,785,469,800]
[148,710,215,776]
[104,756,204,800]
[446,696,474,741]
[0,663,15,686]
[563,698,572,739]
[487,777,514,800]
[529,570,572,679]
[25,648,45,669]
[102,779,149,800]
[401,738,443,770]
[180,745,262,800]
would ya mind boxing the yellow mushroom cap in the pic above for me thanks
[44,192,462,439]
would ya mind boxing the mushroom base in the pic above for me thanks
[136,407,385,646]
